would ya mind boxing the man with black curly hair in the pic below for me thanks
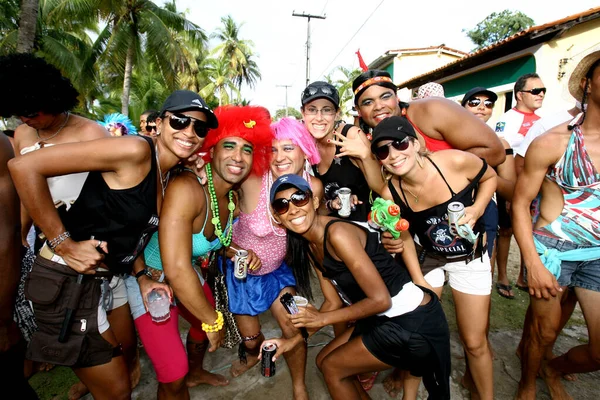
[0,53,142,400]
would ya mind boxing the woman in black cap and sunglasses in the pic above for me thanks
[8,88,214,399]
[364,116,497,399]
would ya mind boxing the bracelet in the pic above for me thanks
[48,231,70,250]
[201,310,224,333]
[135,269,148,280]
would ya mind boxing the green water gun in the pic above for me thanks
[367,198,410,239]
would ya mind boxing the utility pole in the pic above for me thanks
[292,11,326,87]
[276,84,292,116]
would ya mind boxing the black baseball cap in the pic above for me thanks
[270,174,312,203]
[160,90,218,128]
[370,116,417,153]
[301,81,340,109]
[461,87,498,107]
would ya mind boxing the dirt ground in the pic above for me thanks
[34,239,598,399]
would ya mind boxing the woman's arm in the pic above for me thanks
[495,138,516,201]
[293,224,391,329]
[398,230,430,288]
[159,175,218,324]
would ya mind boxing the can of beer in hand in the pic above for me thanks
[447,201,465,228]
[261,343,277,377]
[234,249,249,279]
[337,187,352,218]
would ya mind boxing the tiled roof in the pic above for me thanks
[397,6,600,88]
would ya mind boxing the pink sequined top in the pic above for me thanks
[232,173,287,275]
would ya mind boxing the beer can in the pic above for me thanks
[447,201,465,226]
[337,187,352,217]
[261,343,277,377]
[234,249,249,279]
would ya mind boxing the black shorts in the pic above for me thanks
[497,195,511,229]
[352,287,451,399]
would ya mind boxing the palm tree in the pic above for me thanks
[53,0,206,116]
[200,57,240,107]
[211,15,261,91]
[325,66,362,117]
[16,0,39,53]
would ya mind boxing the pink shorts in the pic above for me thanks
[135,306,187,383]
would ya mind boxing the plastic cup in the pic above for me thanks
[146,288,171,323]
[293,296,308,308]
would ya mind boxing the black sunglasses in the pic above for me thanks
[167,113,209,138]
[467,98,495,109]
[272,190,311,215]
[145,124,157,132]
[374,137,410,160]
[520,87,547,95]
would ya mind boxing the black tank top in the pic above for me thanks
[321,220,409,304]
[312,147,373,222]
[62,136,159,274]
[389,157,487,257]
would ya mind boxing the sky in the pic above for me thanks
[172,0,599,114]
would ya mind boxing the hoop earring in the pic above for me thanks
[380,165,392,182]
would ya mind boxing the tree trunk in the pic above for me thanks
[16,0,39,54]
[121,45,135,116]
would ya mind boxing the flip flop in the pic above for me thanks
[515,283,529,292]
[357,371,379,391]
[496,282,515,299]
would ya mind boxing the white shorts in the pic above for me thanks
[97,275,128,334]
[423,254,492,296]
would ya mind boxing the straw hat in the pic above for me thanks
[568,50,600,101]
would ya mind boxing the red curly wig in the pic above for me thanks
[201,105,273,176]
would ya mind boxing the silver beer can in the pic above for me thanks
[234,249,249,279]
[447,201,465,226]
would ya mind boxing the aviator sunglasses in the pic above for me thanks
[374,137,410,160]
[272,190,311,215]
[467,98,495,109]
[520,87,547,96]
[167,113,209,138]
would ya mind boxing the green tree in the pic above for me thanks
[464,10,534,50]
[211,15,261,94]
[200,57,240,107]
[274,107,302,121]
[325,66,362,118]
[54,0,206,116]
[17,0,39,53]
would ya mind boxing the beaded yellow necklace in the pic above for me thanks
[205,163,235,247]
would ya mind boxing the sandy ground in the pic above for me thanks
[76,239,597,400]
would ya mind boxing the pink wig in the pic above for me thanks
[201,105,274,176]
[271,117,321,165]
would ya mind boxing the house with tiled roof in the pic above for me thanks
[369,7,600,124]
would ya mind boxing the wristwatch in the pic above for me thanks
[135,268,149,280]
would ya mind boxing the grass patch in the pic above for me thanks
[29,366,79,400]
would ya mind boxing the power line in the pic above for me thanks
[292,11,327,87]
[318,0,385,78]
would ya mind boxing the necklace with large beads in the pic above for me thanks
[206,163,235,247]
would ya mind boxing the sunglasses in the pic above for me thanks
[145,124,157,132]
[467,98,495,109]
[374,137,410,160]
[272,190,311,215]
[520,87,547,95]
[167,113,209,138]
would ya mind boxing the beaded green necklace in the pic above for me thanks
[205,163,235,247]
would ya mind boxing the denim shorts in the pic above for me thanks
[533,232,600,292]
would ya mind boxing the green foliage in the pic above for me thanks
[464,10,534,51]
[325,66,362,117]
[274,107,302,120]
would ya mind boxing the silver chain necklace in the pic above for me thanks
[155,143,169,197]
[36,112,70,144]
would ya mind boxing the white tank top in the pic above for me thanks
[20,142,88,210]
